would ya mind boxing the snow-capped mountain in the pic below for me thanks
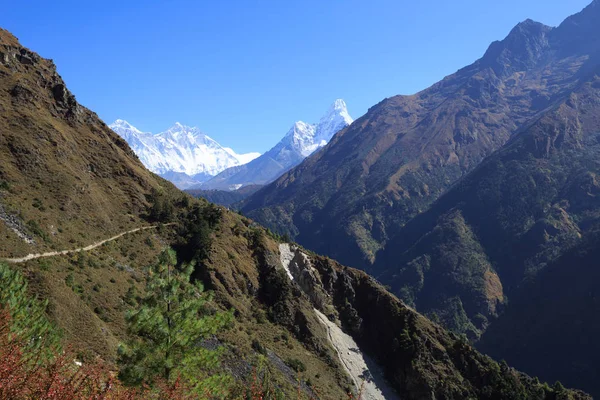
[110,120,260,189]
[200,99,353,191]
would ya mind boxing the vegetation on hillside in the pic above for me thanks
[0,25,596,400]
[118,248,233,397]
[0,263,60,359]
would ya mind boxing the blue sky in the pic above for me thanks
[2,0,591,153]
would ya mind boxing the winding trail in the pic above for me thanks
[1,224,174,264]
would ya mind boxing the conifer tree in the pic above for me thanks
[118,249,232,397]
[0,263,60,359]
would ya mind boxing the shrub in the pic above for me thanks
[285,358,306,373]
[65,272,74,287]
[251,339,267,355]
[0,307,200,399]
[27,219,50,242]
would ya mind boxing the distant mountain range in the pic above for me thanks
[199,99,353,190]
[111,100,352,191]
[109,120,260,189]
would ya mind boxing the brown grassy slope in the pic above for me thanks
[0,29,352,398]
[193,211,353,398]
[0,28,171,258]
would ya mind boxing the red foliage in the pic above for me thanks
[0,308,193,400]
[0,307,364,400]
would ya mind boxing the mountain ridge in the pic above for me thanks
[241,1,599,270]
[236,1,600,396]
[370,65,600,395]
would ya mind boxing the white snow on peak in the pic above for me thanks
[109,120,260,178]
[224,147,261,164]
[112,119,142,133]
[112,99,352,191]
[201,99,354,191]
[315,99,352,145]
[280,99,354,157]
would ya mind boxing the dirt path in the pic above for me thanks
[1,224,173,264]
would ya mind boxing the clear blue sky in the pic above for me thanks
[1,0,591,153]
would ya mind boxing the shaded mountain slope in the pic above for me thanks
[203,224,591,399]
[374,67,600,338]
[477,230,600,396]
[242,1,600,270]
[186,184,263,207]
[0,27,591,398]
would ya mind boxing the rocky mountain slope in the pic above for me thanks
[200,99,353,190]
[0,27,590,399]
[0,34,166,259]
[239,2,600,395]
[110,119,260,189]
[372,63,600,396]
[367,3,600,395]
[477,230,600,396]
[241,1,600,270]
[374,66,600,338]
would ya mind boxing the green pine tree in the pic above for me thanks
[0,263,61,359]
[118,248,233,397]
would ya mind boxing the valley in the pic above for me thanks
[1,1,599,399]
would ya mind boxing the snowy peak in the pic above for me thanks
[201,99,353,190]
[322,99,351,123]
[112,100,351,191]
[110,119,154,153]
[110,119,147,142]
[159,122,218,149]
[109,120,261,188]
[283,99,354,157]
[315,99,353,145]
[283,121,318,157]
[112,119,143,133]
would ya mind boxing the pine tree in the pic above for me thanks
[118,249,233,397]
[0,263,61,360]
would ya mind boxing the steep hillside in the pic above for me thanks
[369,34,600,399]
[477,231,600,396]
[201,223,591,399]
[242,1,600,270]
[374,68,600,335]
[0,27,592,399]
[0,29,166,259]
[0,27,349,397]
